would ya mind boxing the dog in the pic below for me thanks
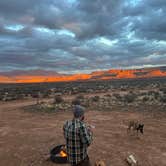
[95,160,106,166]
[127,120,144,135]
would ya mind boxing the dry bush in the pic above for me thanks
[160,95,166,103]
[160,88,166,94]
[72,99,81,105]
[91,96,100,102]
[123,92,137,103]
[113,93,122,101]
[54,95,64,104]
[72,94,85,106]
[142,96,149,102]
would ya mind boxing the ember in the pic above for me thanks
[60,150,67,157]
[50,145,68,164]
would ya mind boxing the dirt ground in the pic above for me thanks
[0,100,166,166]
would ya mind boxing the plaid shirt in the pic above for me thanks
[63,119,93,165]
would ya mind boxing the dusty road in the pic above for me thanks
[0,100,166,166]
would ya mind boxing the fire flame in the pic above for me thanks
[60,150,67,157]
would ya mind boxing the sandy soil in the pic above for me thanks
[0,100,166,166]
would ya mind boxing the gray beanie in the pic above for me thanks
[73,105,85,118]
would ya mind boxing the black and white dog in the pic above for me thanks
[127,120,144,135]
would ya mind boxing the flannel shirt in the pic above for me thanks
[63,119,93,165]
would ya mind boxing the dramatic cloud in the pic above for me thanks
[0,0,166,73]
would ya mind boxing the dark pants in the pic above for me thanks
[72,156,91,166]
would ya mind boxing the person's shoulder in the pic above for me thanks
[64,120,71,127]
[78,120,87,128]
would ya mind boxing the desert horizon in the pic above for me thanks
[0,66,166,83]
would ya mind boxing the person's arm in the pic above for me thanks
[80,123,93,146]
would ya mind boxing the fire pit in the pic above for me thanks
[50,144,68,164]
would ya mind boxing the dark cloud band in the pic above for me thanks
[0,0,166,73]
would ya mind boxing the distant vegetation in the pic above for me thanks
[0,78,166,113]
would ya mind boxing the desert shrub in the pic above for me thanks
[54,95,64,104]
[82,100,90,107]
[72,94,85,105]
[72,99,81,105]
[104,94,111,98]
[142,96,149,102]
[113,93,122,101]
[24,104,55,113]
[163,88,166,94]
[161,88,166,94]
[91,96,100,102]
[31,94,39,98]
[120,87,127,91]
[148,91,155,96]
[0,94,4,101]
[147,91,159,97]
[154,91,160,100]
[3,96,17,101]
[43,90,51,98]
[124,93,137,103]
[160,95,166,103]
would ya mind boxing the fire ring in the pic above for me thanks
[50,144,68,164]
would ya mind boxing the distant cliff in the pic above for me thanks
[0,67,166,83]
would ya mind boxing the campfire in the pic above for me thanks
[50,144,68,164]
[60,150,67,157]
[54,145,67,157]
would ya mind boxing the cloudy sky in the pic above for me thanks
[0,0,166,74]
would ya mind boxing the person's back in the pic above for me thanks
[63,105,93,166]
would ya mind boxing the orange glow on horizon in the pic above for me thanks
[0,69,166,83]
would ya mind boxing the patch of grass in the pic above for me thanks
[23,104,56,113]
